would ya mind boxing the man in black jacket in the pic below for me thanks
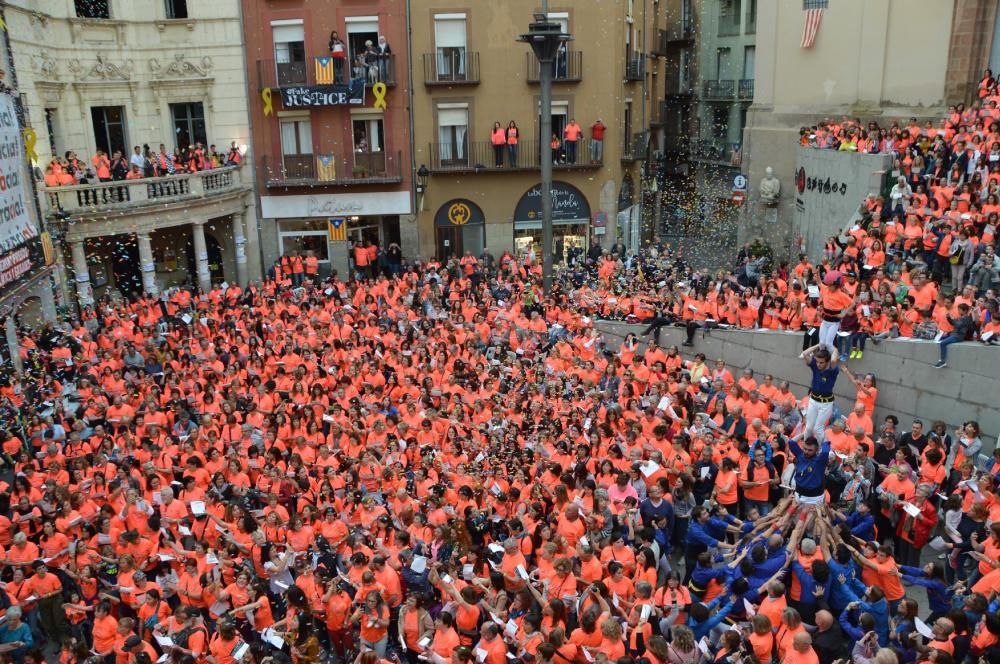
[934,302,975,368]
[812,610,849,664]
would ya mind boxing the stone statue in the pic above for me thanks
[760,166,781,205]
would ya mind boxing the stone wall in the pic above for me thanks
[594,321,999,451]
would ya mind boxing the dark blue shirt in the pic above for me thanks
[809,357,840,396]
[788,438,831,495]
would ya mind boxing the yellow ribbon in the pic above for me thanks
[371,82,387,110]
[0,17,7,32]
[261,88,273,116]
[22,128,37,163]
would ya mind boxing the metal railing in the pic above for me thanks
[621,131,649,162]
[40,165,244,217]
[737,79,755,99]
[525,51,582,83]
[652,29,669,56]
[663,134,691,154]
[666,17,695,42]
[690,138,733,163]
[422,51,480,85]
[427,139,602,172]
[625,55,645,82]
[703,79,736,99]
[256,54,396,89]
[261,151,403,186]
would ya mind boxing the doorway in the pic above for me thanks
[112,234,142,298]
[436,226,461,262]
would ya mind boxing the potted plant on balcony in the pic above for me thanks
[352,165,369,179]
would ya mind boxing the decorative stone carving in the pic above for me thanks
[33,54,58,80]
[149,54,213,78]
[68,55,132,81]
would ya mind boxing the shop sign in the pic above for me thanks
[514,181,591,224]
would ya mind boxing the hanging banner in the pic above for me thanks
[0,94,44,297]
[279,80,365,108]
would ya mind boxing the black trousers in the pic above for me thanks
[641,316,674,343]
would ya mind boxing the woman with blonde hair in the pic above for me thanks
[666,625,698,664]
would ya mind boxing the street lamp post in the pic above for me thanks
[519,6,571,295]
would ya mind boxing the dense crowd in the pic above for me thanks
[42,142,243,187]
[0,239,998,664]
[799,69,1000,302]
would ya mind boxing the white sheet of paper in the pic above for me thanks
[808,286,821,299]
[744,598,757,617]
[262,628,285,649]
[418,636,432,649]
[700,466,710,479]
[190,501,206,516]
[488,543,504,554]
[231,642,250,661]
[411,556,428,573]
[505,620,519,638]
[902,502,921,517]
[640,604,651,623]
[475,648,489,663]
[155,635,175,648]
[640,460,660,478]
[928,536,948,552]
[915,617,934,639]
[697,638,711,656]
[516,565,529,580]
[178,526,192,536]
[463,564,475,580]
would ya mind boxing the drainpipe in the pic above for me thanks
[406,0,419,258]
[237,0,268,281]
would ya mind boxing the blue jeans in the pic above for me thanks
[939,333,963,361]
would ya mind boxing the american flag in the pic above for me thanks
[800,8,824,48]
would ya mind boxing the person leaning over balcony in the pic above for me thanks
[590,119,606,164]
[92,150,112,182]
[111,151,129,181]
[329,31,348,83]
[157,144,176,175]
[226,142,242,166]
[507,121,519,167]
[491,122,506,168]
[563,119,582,165]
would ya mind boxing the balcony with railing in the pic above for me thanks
[255,54,397,90]
[625,55,645,82]
[690,138,736,164]
[663,134,691,156]
[703,79,736,100]
[621,131,649,163]
[652,29,669,56]
[261,151,403,187]
[737,79,755,100]
[525,51,582,83]
[422,51,480,86]
[40,165,247,218]
[665,17,694,44]
[427,140,602,173]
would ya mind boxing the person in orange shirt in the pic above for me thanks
[563,119,582,165]
[28,561,69,644]
[353,590,391,656]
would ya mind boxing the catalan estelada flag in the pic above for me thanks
[316,154,337,181]
[328,217,347,241]
[315,57,335,85]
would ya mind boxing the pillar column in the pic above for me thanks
[192,221,212,293]
[39,278,57,321]
[4,316,21,374]
[232,211,249,286]
[137,233,158,296]
[69,239,93,307]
